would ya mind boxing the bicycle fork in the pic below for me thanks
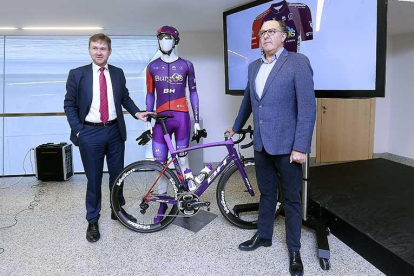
[232,151,255,197]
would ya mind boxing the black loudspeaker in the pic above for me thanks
[35,143,73,181]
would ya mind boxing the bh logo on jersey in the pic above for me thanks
[287,26,296,38]
[163,88,175,93]
[171,73,183,83]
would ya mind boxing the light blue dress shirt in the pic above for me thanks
[255,47,285,99]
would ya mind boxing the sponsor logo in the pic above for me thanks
[116,168,135,186]
[245,178,252,191]
[306,32,313,37]
[153,66,159,69]
[171,65,177,70]
[287,26,296,38]
[161,65,166,70]
[179,66,184,70]
[291,3,306,7]
[207,159,227,183]
[309,21,313,28]
[171,73,183,82]
[127,220,150,229]
[220,191,230,214]
[156,199,170,203]
[155,148,161,154]
[163,88,176,93]
[176,105,185,108]
[282,16,286,21]
[155,75,169,82]
[288,13,293,20]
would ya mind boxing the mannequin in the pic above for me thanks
[144,26,205,223]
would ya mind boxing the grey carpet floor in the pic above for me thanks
[0,174,384,276]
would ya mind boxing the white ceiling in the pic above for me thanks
[0,0,413,36]
[0,0,251,35]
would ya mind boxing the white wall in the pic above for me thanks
[374,32,414,159]
[178,31,253,162]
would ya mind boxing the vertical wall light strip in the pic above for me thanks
[2,36,6,175]
[316,0,325,32]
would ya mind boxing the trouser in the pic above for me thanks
[254,148,303,251]
[79,123,125,223]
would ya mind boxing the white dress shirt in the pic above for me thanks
[85,63,117,123]
[255,47,285,99]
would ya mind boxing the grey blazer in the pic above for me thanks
[233,49,316,155]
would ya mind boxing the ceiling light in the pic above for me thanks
[21,27,104,30]
[0,27,18,30]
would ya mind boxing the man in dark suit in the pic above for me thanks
[64,33,151,243]
[226,20,316,276]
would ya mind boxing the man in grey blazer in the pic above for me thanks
[226,20,316,276]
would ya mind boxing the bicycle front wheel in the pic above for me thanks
[111,160,180,233]
[216,158,283,229]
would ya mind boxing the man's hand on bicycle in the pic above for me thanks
[224,127,236,139]
[135,111,155,122]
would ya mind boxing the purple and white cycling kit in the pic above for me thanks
[146,57,200,162]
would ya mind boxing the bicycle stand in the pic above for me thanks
[173,210,217,233]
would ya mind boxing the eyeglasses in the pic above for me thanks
[258,28,282,38]
[157,33,173,40]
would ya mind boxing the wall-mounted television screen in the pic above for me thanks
[223,0,387,98]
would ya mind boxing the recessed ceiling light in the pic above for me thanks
[21,27,104,30]
[0,27,18,30]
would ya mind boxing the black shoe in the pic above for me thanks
[111,207,137,223]
[86,222,100,243]
[238,233,272,251]
[289,251,304,276]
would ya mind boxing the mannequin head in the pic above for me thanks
[157,26,180,55]
[158,35,175,52]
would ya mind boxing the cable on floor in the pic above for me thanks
[0,147,45,255]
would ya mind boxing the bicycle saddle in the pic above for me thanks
[148,114,174,121]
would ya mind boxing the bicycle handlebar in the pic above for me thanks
[232,125,254,149]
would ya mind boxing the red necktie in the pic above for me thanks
[99,67,109,123]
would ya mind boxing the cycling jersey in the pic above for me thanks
[251,1,313,52]
[146,57,199,123]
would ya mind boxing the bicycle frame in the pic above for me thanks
[145,128,255,206]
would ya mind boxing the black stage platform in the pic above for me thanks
[309,158,414,276]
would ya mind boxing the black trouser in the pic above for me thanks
[79,123,125,223]
[254,149,303,252]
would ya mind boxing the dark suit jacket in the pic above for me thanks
[64,64,140,146]
[233,49,316,155]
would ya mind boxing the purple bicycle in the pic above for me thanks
[111,114,283,233]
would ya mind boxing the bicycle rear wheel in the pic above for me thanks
[111,160,180,233]
[216,158,283,229]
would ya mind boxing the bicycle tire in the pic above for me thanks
[216,158,283,229]
[111,160,180,233]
